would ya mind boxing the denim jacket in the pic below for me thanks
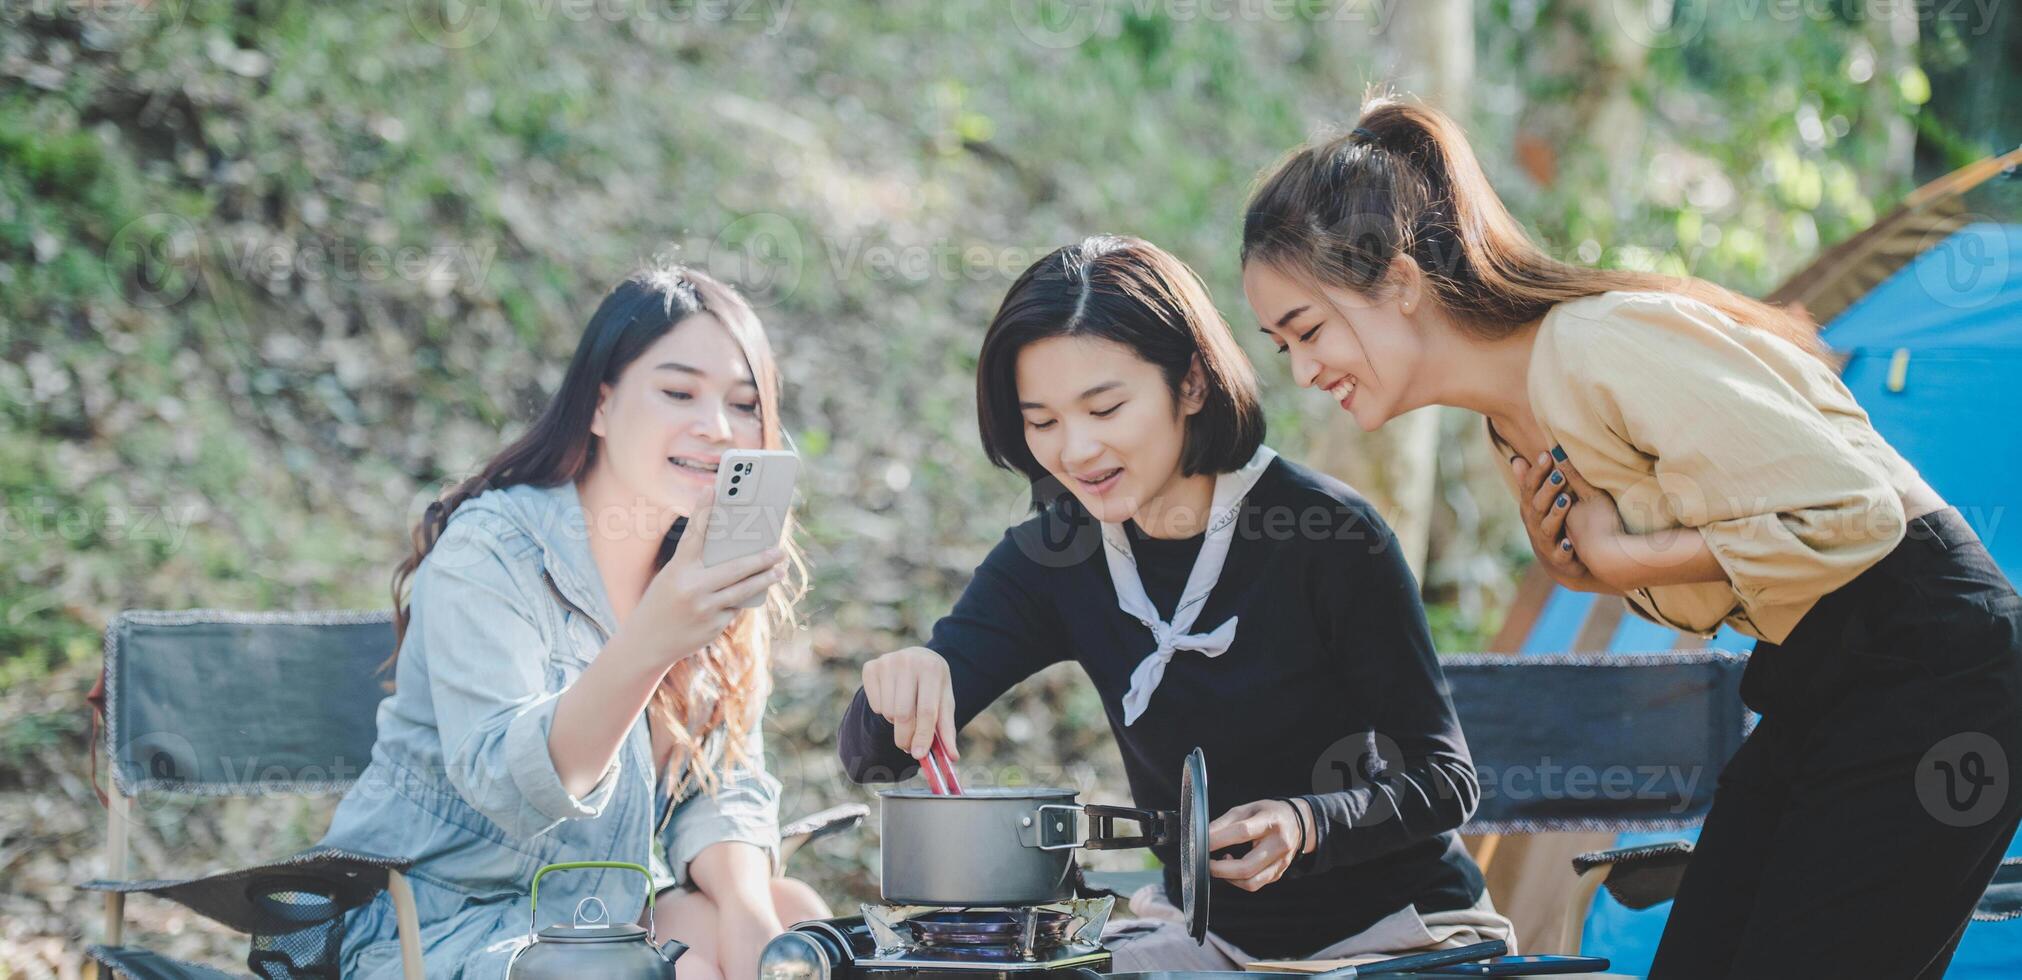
[318,481,782,979]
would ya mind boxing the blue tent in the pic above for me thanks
[1500,154,2022,976]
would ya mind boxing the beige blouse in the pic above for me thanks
[1527,290,1927,644]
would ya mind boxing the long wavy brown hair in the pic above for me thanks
[1242,96,1822,364]
[387,262,806,792]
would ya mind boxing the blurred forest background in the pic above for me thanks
[3,0,2016,973]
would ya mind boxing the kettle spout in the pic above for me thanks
[658,939,689,964]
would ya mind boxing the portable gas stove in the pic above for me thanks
[762,750,1210,980]
[759,897,1115,980]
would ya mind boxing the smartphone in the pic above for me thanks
[1415,954,1611,975]
[700,449,799,607]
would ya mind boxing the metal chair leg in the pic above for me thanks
[102,790,131,949]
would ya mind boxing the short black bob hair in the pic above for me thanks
[976,234,1265,495]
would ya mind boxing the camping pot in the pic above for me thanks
[508,861,688,980]
[878,749,1210,941]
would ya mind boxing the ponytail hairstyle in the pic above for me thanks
[1241,97,1823,440]
[387,261,806,792]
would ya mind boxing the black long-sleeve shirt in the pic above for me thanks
[838,457,1484,957]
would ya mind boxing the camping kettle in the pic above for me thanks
[508,861,688,980]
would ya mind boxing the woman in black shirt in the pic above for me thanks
[837,235,1512,967]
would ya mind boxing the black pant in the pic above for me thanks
[1649,508,2022,979]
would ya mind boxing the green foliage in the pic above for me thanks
[1480,0,1922,294]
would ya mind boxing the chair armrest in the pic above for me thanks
[84,946,248,979]
[1975,857,2022,922]
[1570,840,1695,911]
[779,803,869,866]
[80,848,412,935]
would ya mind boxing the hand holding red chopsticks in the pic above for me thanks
[920,735,963,795]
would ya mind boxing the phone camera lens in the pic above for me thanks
[728,487,739,496]
[730,475,741,484]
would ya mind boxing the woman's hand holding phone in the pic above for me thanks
[633,497,784,666]
[862,646,958,761]
[551,498,782,800]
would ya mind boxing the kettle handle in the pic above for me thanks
[529,861,658,941]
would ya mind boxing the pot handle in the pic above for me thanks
[1021,804,1178,850]
[529,861,659,941]
[1021,804,1085,850]
[1079,803,1176,851]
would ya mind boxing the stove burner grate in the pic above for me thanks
[901,909,1077,950]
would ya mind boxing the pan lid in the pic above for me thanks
[1177,747,1209,943]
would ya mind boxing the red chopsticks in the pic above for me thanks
[920,735,963,795]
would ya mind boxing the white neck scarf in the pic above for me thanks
[1102,445,1277,726]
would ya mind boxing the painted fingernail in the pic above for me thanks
[1550,471,1563,485]
[1551,445,1567,462]
[1556,494,1569,509]
[1560,538,1573,551]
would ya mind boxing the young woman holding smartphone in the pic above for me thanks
[318,264,826,980]
[838,235,1514,970]
[1239,98,2022,978]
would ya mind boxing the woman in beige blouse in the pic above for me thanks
[1239,98,2022,979]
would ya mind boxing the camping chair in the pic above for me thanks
[81,610,421,980]
[81,609,865,980]
[1452,652,2022,957]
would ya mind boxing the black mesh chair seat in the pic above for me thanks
[80,848,409,936]
[779,803,868,863]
